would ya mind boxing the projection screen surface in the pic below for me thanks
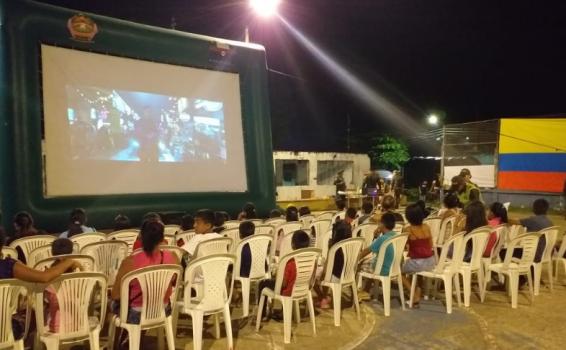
[41,44,248,196]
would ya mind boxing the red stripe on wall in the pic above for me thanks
[498,171,566,193]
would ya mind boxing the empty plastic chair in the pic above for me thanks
[70,232,106,252]
[80,241,129,288]
[107,230,140,254]
[34,254,95,272]
[533,226,559,295]
[9,235,56,264]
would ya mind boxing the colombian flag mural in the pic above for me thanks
[498,119,566,193]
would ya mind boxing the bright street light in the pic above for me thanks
[249,0,281,18]
[427,114,439,126]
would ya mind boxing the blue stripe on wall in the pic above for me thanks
[499,153,566,172]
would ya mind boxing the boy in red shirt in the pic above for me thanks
[258,230,310,321]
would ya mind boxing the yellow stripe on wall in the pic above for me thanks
[499,118,566,154]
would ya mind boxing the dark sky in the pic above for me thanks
[36,0,566,152]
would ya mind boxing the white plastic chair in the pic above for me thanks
[315,211,335,221]
[309,219,332,247]
[410,232,465,314]
[271,222,303,258]
[353,223,378,248]
[107,229,140,253]
[321,238,364,326]
[507,225,526,243]
[33,272,107,350]
[331,211,346,223]
[173,254,235,350]
[1,246,19,260]
[223,220,241,230]
[482,224,508,285]
[234,234,272,317]
[256,248,321,344]
[34,254,96,272]
[9,235,56,264]
[222,228,240,254]
[436,216,456,247]
[299,215,315,230]
[248,219,264,225]
[163,225,180,237]
[533,226,559,295]
[359,234,409,316]
[483,233,540,308]
[553,235,566,283]
[80,241,129,288]
[70,232,106,252]
[393,222,406,234]
[108,264,182,350]
[264,217,286,227]
[454,227,491,307]
[254,225,274,236]
[27,245,53,269]
[423,217,442,251]
[175,230,196,246]
[0,279,29,350]
[503,202,511,211]
[194,237,232,258]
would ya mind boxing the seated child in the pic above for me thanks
[45,238,75,333]
[238,221,255,278]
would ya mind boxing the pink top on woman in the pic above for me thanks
[406,226,434,259]
[129,250,176,309]
[483,217,502,257]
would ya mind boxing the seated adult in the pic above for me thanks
[449,175,481,208]
[59,208,95,238]
[401,204,435,306]
[133,212,166,251]
[237,202,257,221]
[111,221,179,324]
[358,201,374,225]
[113,214,132,231]
[370,195,404,228]
[10,211,45,243]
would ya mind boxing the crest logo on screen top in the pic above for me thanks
[67,14,99,42]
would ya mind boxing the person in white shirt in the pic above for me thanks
[59,208,95,238]
[181,209,222,258]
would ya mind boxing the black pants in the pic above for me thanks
[258,279,276,316]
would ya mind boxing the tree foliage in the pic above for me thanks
[368,135,410,170]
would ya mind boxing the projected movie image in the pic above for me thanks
[66,85,227,162]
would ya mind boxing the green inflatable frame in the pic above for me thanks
[0,0,275,232]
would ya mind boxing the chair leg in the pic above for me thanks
[509,272,518,308]
[128,326,141,350]
[255,294,265,332]
[294,300,301,324]
[241,280,250,318]
[223,304,234,350]
[477,267,485,303]
[454,274,462,307]
[526,271,534,304]
[164,316,176,350]
[351,284,360,320]
[330,284,342,326]
[89,326,101,350]
[282,299,293,344]
[382,278,391,317]
[157,328,165,350]
[171,303,180,336]
[191,311,204,350]
[214,314,221,339]
[533,263,542,296]
[397,275,405,311]
[462,270,471,307]
[13,339,24,350]
[107,316,118,350]
[482,269,490,303]
[444,276,453,314]
[409,274,418,308]
[307,292,317,336]
[42,337,59,350]
[547,261,554,292]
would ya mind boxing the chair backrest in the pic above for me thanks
[490,224,508,260]
[353,223,378,248]
[119,265,181,327]
[331,211,346,223]
[264,217,286,227]
[27,245,53,268]
[70,232,106,252]
[107,229,140,253]
[315,211,335,221]
[373,233,409,277]
[299,215,315,229]
[80,241,129,287]
[194,237,232,258]
[437,216,456,246]
[318,229,333,260]
[540,226,560,262]
[435,232,465,274]
[249,219,264,225]
[184,254,234,312]
[159,246,186,261]
[254,225,274,236]
[0,246,18,260]
[0,279,28,347]
[461,226,491,269]
[394,222,406,234]
[234,234,272,280]
[163,225,180,236]
[222,228,241,254]
[34,254,96,272]
[9,235,56,263]
[507,225,526,243]
[309,219,331,243]
[503,233,541,270]
[556,234,566,260]
[223,220,241,230]
[278,222,303,236]
[274,248,321,298]
[503,202,511,211]
[34,272,107,336]
[175,230,196,246]
[423,217,442,247]
[323,238,364,284]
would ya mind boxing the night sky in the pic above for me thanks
[35,0,566,152]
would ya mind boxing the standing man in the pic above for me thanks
[459,168,478,187]
[449,175,482,207]
[334,170,347,201]
[391,170,403,209]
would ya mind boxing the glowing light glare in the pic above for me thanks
[278,15,424,136]
[250,0,281,17]
[427,114,439,125]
